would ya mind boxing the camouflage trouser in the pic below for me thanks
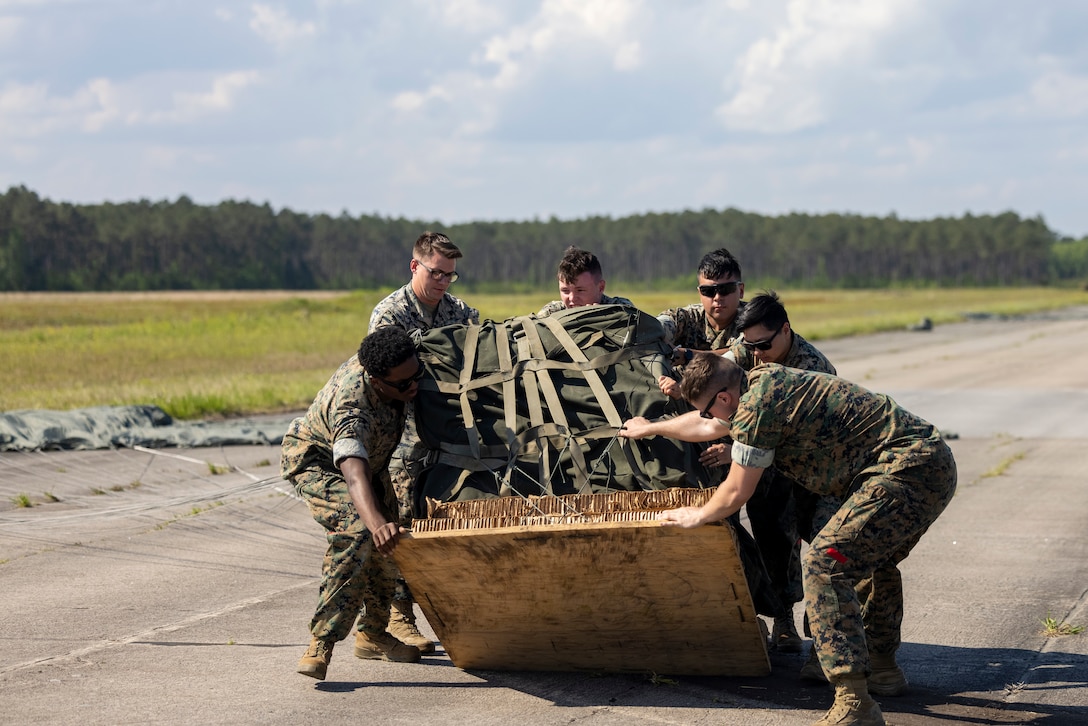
[803,441,957,680]
[294,467,400,641]
[745,468,805,612]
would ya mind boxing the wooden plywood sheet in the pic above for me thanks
[394,519,770,676]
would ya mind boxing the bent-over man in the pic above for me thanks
[621,355,956,726]
[282,326,426,680]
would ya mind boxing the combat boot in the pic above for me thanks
[800,646,829,683]
[868,653,908,696]
[354,630,422,662]
[387,599,436,653]
[812,676,885,726]
[297,637,334,680]
[772,614,803,653]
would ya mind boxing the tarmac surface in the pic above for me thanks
[2,307,1087,725]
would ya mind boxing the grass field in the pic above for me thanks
[2,286,1085,418]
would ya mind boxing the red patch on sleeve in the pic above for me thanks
[825,547,848,564]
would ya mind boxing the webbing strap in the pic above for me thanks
[518,321,590,490]
[495,321,517,450]
[539,316,624,428]
[458,325,481,462]
[427,345,656,394]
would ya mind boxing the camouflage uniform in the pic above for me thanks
[729,364,957,679]
[280,355,406,642]
[730,333,838,618]
[369,283,479,517]
[535,294,634,318]
[656,300,748,351]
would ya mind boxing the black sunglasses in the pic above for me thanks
[697,281,741,298]
[378,364,425,392]
[699,387,729,419]
[740,325,783,352]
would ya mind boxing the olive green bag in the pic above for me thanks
[412,305,714,509]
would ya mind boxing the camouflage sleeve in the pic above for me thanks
[537,300,565,317]
[329,367,373,468]
[730,339,756,371]
[368,290,403,333]
[656,309,679,345]
[731,440,775,468]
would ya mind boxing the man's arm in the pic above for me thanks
[620,410,729,442]
[341,456,404,555]
[658,461,764,527]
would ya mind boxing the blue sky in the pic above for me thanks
[2,0,1087,237]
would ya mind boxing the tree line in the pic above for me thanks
[1,185,1086,292]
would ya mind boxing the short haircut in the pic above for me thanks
[735,290,788,331]
[358,326,417,379]
[680,352,745,404]
[697,248,742,282]
[557,246,603,283]
[414,231,463,261]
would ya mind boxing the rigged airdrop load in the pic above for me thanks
[401,305,769,676]
[411,304,711,509]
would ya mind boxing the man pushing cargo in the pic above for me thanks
[282,326,426,680]
[620,354,957,726]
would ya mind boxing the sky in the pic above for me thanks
[2,0,1087,238]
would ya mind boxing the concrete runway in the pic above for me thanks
[2,309,1087,725]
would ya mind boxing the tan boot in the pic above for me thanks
[800,646,829,683]
[772,614,803,653]
[354,630,421,663]
[387,599,436,654]
[869,653,908,696]
[812,677,885,726]
[297,637,334,680]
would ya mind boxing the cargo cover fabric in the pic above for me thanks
[412,304,716,509]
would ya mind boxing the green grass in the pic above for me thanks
[980,451,1028,479]
[1042,614,1085,637]
[11,493,34,508]
[1,287,1085,418]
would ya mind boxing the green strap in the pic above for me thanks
[458,324,481,462]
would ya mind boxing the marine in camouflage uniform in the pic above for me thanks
[653,357,955,724]
[367,232,479,650]
[282,326,424,678]
[728,293,839,650]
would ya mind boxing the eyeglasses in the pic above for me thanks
[740,325,783,352]
[699,387,729,419]
[378,364,425,393]
[415,259,459,283]
[697,281,741,298]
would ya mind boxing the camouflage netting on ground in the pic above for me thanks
[0,405,289,451]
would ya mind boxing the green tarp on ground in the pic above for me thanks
[0,405,289,451]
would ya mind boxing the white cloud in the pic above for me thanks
[480,0,642,85]
[248,3,317,50]
[0,70,261,139]
[716,0,916,133]
[1029,70,1088,119]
